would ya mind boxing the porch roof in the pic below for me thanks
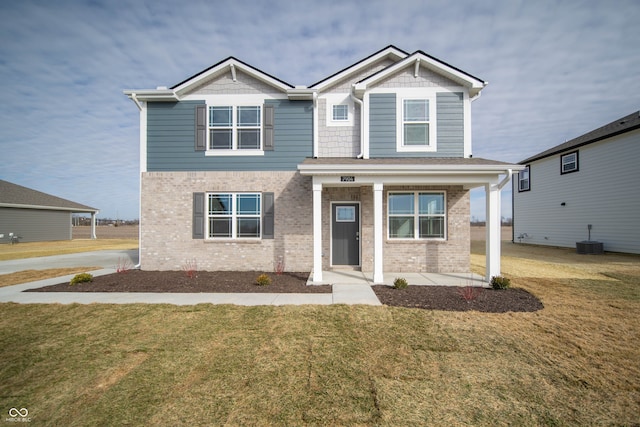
[297,157,524,185]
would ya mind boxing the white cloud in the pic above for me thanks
[0,0,638,220]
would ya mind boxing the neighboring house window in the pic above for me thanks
[332,104,349,121]
[561,151,579,174]
[388,192,445,239]
[518,166,530,192]
[397,95,437,152]
[208,193,261,239]
[209,105,261,151]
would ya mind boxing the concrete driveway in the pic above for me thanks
[0,249,139,275]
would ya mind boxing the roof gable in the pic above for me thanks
[0,180,98,212]
[172,57,293,96]
[354,50,487,97]
[309,45,409,91]
[520,110,640,164]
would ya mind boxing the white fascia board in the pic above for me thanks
[357,52,487,96]
[123,89,179,102]
[0,203,98,213]
[172,59,291,97]
[298,163,525,176]
[311,47,408,92]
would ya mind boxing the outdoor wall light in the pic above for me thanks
[561,202,566,206]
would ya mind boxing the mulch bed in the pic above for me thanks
[26,270,544,312]
[26,271,331,294]
[372,285,544,312]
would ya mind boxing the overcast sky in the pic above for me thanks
[1,0,638,221]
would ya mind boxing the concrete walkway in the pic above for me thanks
[0,251,485,306]
[0,268,381,306]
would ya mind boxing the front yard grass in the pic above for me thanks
[0,243,638,425]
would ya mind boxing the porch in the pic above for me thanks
[307,269,488,287]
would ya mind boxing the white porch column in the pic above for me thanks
[90,212,97,240]
[485,183,501,279]
[312,180,323,282]
[373,182,384,284]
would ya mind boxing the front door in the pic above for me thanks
[332,203,360,266]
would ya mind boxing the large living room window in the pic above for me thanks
[208,193,261,239]
[388,192,446,239]
[209,105,261,152]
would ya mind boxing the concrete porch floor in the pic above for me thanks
[307,270,488,287]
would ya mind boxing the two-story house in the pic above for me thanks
[513,111,640,254]
[125,46,522,284]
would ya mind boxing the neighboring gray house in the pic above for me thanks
[124,46,522,282]
[513,111,640,254]
[0,180,98,242]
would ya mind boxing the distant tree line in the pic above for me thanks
[471,217,513,227]
[72,216,139,226]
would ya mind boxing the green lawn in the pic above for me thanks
[0,243,639,425]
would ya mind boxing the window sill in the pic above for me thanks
[396,145,437,153]
[386,238,446,243]
[205,150,265,156]
[204,239,263,244]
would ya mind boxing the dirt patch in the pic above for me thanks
[26,270,544,312]
[372,285,543,312]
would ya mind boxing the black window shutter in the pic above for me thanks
[262,192,274,239]
[263,104,274,151]
[193,192,205,239]
[195,104,207,151]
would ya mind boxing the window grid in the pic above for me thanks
[518,166,530,192]
[208,193,261,239]
[209,106,261,151]
[332,104,348,121]
[388,192,446,239]
[561,152,578,174]
[402,99,430,147]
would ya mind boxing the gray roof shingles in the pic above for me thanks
[0,180,98,212]
[520,110,640,164]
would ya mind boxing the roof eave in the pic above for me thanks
[0,203,99,213]
[123,89,179,102]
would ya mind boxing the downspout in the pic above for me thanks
[351,87,364,159]
[497,169,513,190]
[130,93,143,268]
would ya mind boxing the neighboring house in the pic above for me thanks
[124,46,523,283]
[0,179,98,242]
[513,111,640,254]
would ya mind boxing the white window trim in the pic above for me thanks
[386,191,447,240]
[205,100,264,156]
[206,192,262,240]
[324,93,354,127]
[396,92,437,152]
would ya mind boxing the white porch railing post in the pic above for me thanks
[485,183,501,279]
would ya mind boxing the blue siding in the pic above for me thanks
[147,100,313,171]
[369,92,464,158]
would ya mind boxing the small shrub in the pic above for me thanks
[255,273,272,286]
[182,259,198,279]
[116,257,131,273]
[491,275,511,290]
[393,277,408,289]
[274,257,285,275]
[458,286,483,302]
[70,273,93,286]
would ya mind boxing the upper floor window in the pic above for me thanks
[388,192,446,239]
[561,151,579,174]
[518,166,530,192]
[397,95,437,152]
[332,104,349,122]
[209,105,261,152]
[208,193,261,239]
